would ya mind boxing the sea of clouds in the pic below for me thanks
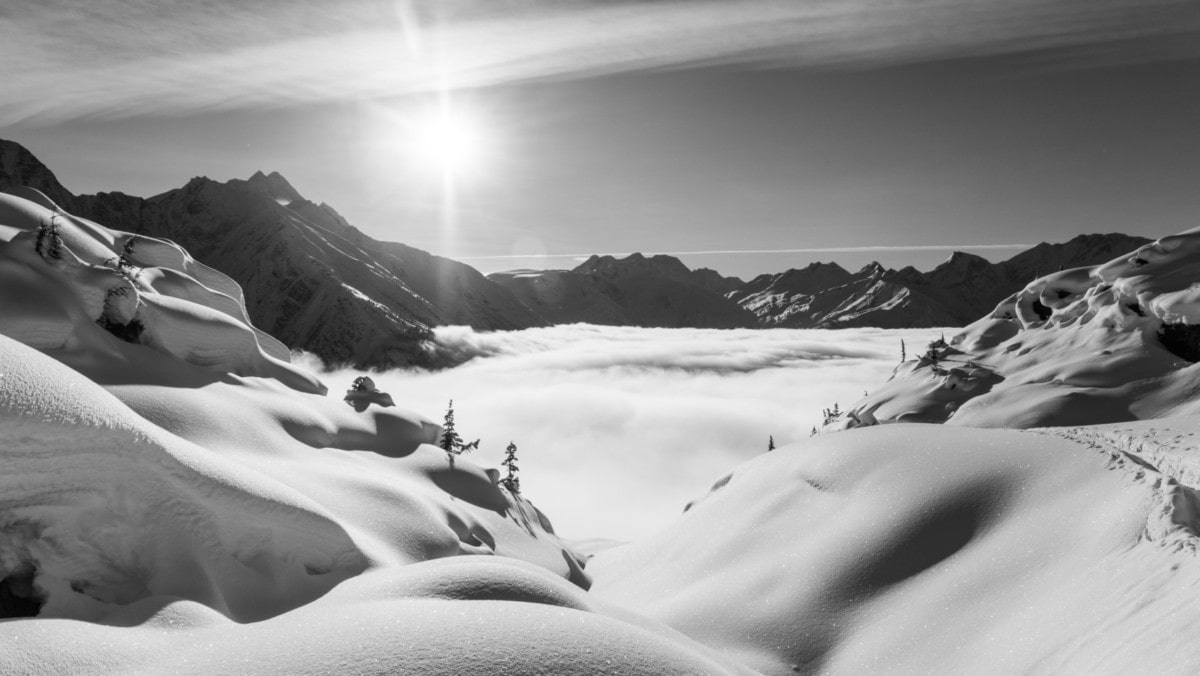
[311,324,946,542]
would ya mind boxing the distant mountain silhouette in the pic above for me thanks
[490,253,755,328]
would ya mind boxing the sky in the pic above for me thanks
[308,324,940,540]
[3,0,1200,278]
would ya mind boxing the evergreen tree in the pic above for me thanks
[118,237,138,274]
[501,441,520,494]
[767,435,775,452]
[439,400,479,460]
[900,338,906,362]
[35,216,63,260]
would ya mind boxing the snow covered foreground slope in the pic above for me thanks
[0,190,744,674]
[590,423,1200,674]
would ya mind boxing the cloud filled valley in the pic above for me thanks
[309,324,942,540]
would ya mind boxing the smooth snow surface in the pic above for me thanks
[590,423,1200,674]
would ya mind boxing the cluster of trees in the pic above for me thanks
[439,400,520,494]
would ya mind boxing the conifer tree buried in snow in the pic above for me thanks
[502,441,520,494]
[439,400,480,465]
[34,215,63,261]
[767,435,776,452]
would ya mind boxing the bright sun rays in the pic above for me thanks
[403,98,489,180]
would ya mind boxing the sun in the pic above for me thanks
[406,103,486,178]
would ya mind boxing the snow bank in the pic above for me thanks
[589,424,1200,674]
[836,228,1200,429]
[0,189,320,393]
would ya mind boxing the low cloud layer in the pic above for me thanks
[4,0,1200,124]
[309,324,945,541]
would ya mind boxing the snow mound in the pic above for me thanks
[837,228,1200,429]
[0,334,367,622]
[0,189,319,393]
[589,424,1200,674]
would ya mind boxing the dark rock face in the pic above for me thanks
[491,254,756,329]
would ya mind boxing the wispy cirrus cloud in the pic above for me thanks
[3,0,1199,125]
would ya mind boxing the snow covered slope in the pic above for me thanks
[834,228,1200,429]
[0,139,544,369]
[590,422,1200,674]
[0,189,748,674]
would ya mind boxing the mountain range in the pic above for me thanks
[0,138,1153,366]
[0,139,542,368]
[491,234,1150,330]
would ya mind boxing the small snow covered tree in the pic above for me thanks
[501,441,520,494]
[767,435,775,452]
[439,400,479,461]
[120,237,137,266]
[900,338,906,362]
[34,215,63,261]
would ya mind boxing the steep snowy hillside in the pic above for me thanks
[491,253,755,328]
[0,139,544,368]
[735,234,1151,329]
[0,188,748,675]
[833,228,1200,429]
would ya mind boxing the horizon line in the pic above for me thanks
[455,243,1033,262]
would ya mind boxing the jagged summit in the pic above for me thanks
[240,170,305,205]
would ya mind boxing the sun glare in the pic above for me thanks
[406,104,486,178]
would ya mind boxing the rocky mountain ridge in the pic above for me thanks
[495,234,1152,330]
[0,139,543,368]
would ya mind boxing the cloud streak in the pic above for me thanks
[3,0,1199,125]
[308,324,946,541]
